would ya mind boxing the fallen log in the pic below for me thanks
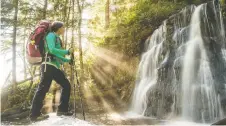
[1,106,30,119]
[2,110,30,121]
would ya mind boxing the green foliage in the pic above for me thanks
[1,81,35,109]
[90,1,186,57]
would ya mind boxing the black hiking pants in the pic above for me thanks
[30,64,71,117]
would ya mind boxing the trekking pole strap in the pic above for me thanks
[44,52,48,72]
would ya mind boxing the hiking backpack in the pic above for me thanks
[26,20,51,65]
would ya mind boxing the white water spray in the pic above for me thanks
[130,21,166,115]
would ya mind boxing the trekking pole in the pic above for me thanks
[71,53,85,120]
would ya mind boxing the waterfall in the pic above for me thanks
[130,21,166,115]
[181,4,223,122]
[130,0,226,123]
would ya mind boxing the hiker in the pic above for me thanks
[29,21,74,121]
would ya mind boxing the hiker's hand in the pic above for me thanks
[68,48,74,55]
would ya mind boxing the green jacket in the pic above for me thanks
[43,32,70,69]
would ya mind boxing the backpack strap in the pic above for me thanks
[43,33,58,72]
[43,33,50,72]
[44,51,48,72]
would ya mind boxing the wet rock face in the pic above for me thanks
[141,5,196,119]
[201,1,226,109]
[131,0,226,123]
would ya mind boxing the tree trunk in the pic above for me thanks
[71,0,76,117]
[43,0,48,19]
[12,0,19,93]
[70,0,75,84]
[62,0,68,44]
[105,0,110,29]
[23,28,27,79]
[114,0,119,25]
[65,0,72,49]
[76,0,84,75]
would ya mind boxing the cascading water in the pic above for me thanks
[181,4,223,122]
[130,21,166,115]
[130,0,226,123]
[223,50,226,60]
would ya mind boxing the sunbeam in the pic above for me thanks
[90,46,137,76]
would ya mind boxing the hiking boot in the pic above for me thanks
[57,111,74,116]
[29,114,49,121]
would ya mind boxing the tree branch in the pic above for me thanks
[16,74,40,85]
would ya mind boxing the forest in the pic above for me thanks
[1,0,226,125]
